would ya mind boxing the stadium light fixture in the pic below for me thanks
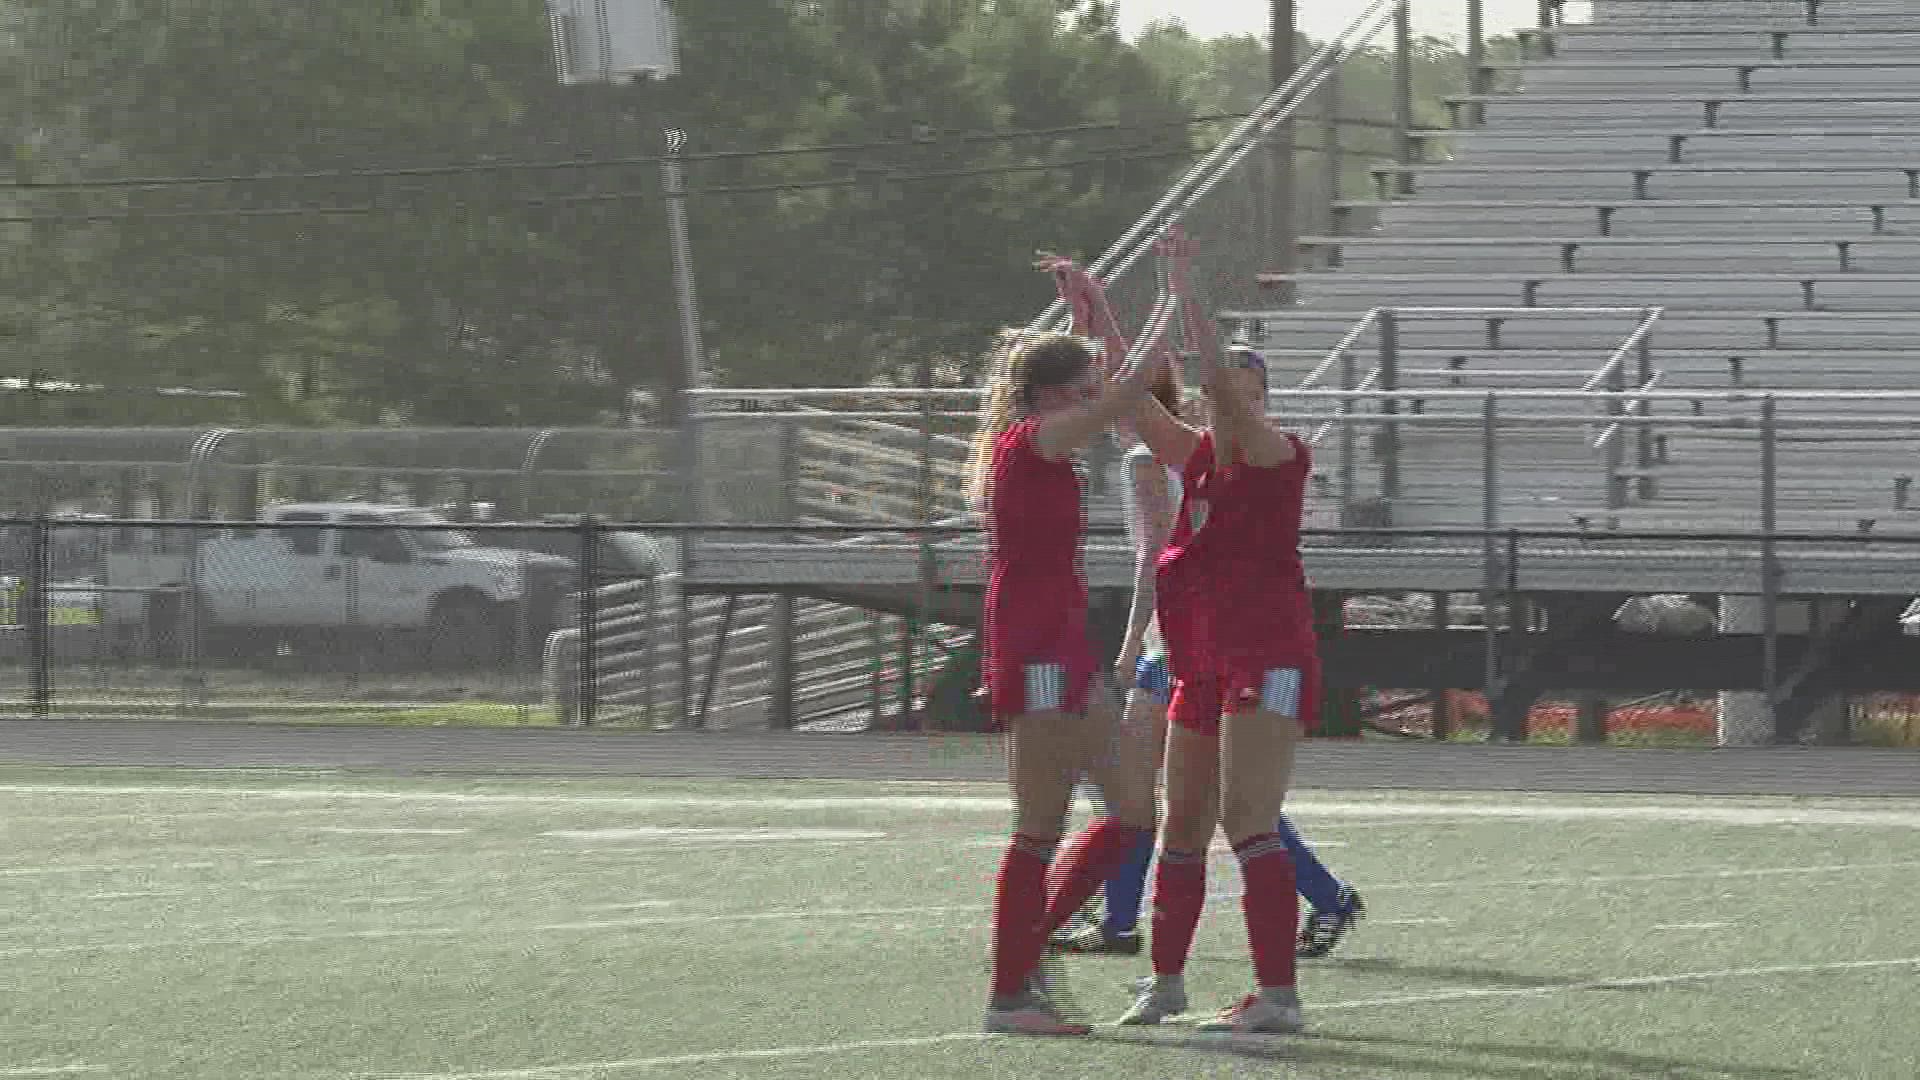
[544,0,705,420]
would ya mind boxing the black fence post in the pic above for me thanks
[770,418,798,730]
[29,514,50,718]
[344,555,362,698]
[1576,694,1608,745]
[1501,528,1526,743]
[576,516,599,728]
[1430,592,1452,740]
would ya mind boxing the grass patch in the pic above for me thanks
[1,776,1917,1078]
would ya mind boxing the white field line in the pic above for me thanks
[548,843,886,855]
[525,859,1920,930]
[0,808,363,825]
[0,1067,107,1077]
[0,926,472,959]
[537,906,978,932]
[3,783,1920,829]
[965,836,1354,850]
[311,828,471,837]
[1313,955,1920,1011]
[0,835,919,882]
[0,853,433,878]
[1391,859,1920,893]
[541,827,885,842]
[352,954,1920,1079]
[3,859,1909,957]
[1650,921,1731,931]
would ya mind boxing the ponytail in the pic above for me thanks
[965,329,1029,511]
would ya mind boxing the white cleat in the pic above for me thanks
[1195,989,1305,1034]
[1117,974,1189,1025]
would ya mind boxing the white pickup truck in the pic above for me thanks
[101,502,576,666]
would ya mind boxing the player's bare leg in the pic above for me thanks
[1198,683,1307,1035]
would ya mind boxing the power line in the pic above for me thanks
[0,131,1397,224]
[0,148,1203,220]
[0,111,1403,195]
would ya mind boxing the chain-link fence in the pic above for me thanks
[8,512,1920,748]
[0,512,982,733]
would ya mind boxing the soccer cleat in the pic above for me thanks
[1195,990,1305,1034]
[984,995,1092,1037]
[1077,893,1104,929]
[1049,894,1105,948]
[986,960,1092,1035]
[1298,886,1365,959]
[1052,921,1143,955]
[1116,974,1189,1025]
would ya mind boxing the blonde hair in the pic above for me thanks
[965,329,1030,511]
[964,330,1096,510]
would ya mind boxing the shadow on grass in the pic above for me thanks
[1316,1030,1806,1080]
[1090,1026,1805,1079]
[1189,954,1592,990]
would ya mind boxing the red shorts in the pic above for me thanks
[982,643,1099,724]
[1168,656,1321,737]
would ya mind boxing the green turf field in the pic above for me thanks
[1,767,1917,1078]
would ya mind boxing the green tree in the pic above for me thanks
[0,1,1490,422]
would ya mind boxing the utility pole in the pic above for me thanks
[1270,0,1298,304]
[547,0,704,727]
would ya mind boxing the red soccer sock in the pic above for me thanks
[1042,818,1152,938]
[1149,848,1207,978]
[991,833,1058,999]
[1234,832,1299,990]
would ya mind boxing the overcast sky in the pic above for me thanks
[1115,0,1581,44]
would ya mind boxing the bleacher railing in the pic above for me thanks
[1267,306,1664,516]
[1023,0,1405,335]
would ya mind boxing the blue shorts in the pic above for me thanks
[1134,653,1173,704]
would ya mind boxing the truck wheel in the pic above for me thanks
[426,592,505,669]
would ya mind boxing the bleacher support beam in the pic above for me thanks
[1768,597,1911,744]
[1717,596,1801,747]
[1485,594,1629,743]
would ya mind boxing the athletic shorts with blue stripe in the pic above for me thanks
[1134,652,1173,705]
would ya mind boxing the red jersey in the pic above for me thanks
[1155,431,1315,680]
[981,417,1096,716]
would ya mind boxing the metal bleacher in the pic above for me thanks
[677,0,1920,622]
[1231,0,1920,591]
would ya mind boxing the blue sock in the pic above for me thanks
[1100,831,1156,936]
[1277,814,1347,912]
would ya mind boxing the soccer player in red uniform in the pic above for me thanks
[1117,335,1318,1034]
[966,262,1165,1037]
[1051,231,1362,963]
